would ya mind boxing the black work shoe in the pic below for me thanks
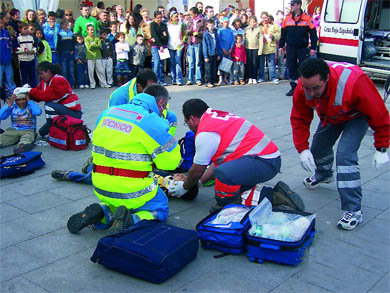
[13,143,34,154]
[51,170,73,181]
[107,206,134,235]
[271,181,305,212]
[81,156,93,174]
[286,82,297,96]
[67,203,105,234]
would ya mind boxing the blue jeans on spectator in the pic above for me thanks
[51,49,59,64]
[169,49,183,85]
[186,44,202,83]
[258,53,277,81]
[277,50,286,80]
[151,46,165,84]
[0,63,16,95]
[76,62,89,87]
[60,52,75,87]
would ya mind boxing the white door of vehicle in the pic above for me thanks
[319,0,367,64]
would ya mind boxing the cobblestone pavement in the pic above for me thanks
[1,80,389,292]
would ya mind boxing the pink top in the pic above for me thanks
[231,44,247,64]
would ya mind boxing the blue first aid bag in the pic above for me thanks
[178,130,195,171]
[91,220,199,284]
[0,151,45,178]
[196,204,252,254]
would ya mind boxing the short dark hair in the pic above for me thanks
[37,61,62,75]
[182,99,209,120]
[299,58,330,81]
[136,34,144,38]
[97,1,105,9]
[206,18,214,25]
[0,12,6,20]
[190,7,199,15]
[136,68,157,89]
[48,11,57,18]
[10,8,19,17]
[205,6,213,12]
[154,10,161,18]
[144,84,169,103]
[80,3,89,9]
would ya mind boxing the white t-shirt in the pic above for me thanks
[193,132,221,165]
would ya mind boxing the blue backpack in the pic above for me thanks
[0,151,45,178]
[196,204,252,255]
[178,131,195,171]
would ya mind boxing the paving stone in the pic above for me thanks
[368,272,390,293]
[50,182,93,201]
[4,175,66,196]
[271,276,332,293]
[0,203,28,224]
[0,221,35,249]
[0,189,27,203]
[1,277,47,293]
[6,190,71,214]
[0,246,46,282]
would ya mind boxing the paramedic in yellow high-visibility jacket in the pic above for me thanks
[67,84,182,234]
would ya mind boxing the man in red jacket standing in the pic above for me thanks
[291,58,390,230]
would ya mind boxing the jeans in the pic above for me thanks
[76,62,88,86]
[169,49,183,84]
[310,116,369,212]
[258,53,277,81]
[204,55,218,84]
[51,49,59,64]
[277,49,286,79]
[0,63,16,94]
[186,44,202,83]
[232,61,245,82]
[60,52,75,87]
[151,46,165,84]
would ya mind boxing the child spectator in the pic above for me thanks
[217,17,234,85]
[130,34,147,77]
[58,19,75,87]
[114,32,131,86]
[0,91,42,154]
[74,35,89,88]
[85,24,109,89]
[35,28,52,63]
[43,11,60,64]
[16,22,37,87]
[231,34,246,85]
[108,21,118,43]
[245,16,263,84]
[0,12,16,96]
[100,29,114,87]
[202,19,221,88]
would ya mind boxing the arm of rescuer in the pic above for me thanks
[290,81,315,153]
[353,74,390,149]
[29,77,71,103]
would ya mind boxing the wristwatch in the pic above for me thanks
[376,147,388,153]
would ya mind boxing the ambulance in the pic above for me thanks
[318,0,390,78]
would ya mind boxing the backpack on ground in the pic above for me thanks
[91,220,199,283]
[49,115,90,151]
[178,130,195,171]
[0,151,45,178]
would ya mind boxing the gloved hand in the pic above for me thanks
[168,181,187,198]
[22,83,31,88]
[300,149,315,172]
[372,151,389,169]
[14,87,31,95]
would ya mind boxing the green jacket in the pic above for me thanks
[73,16,98,37]
[37,40,52,63]
[85,36,102,60]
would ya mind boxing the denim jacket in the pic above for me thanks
[202,29,222,59]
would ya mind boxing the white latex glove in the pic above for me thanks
[167,181,187,198]
[300,149,315,172]
[22,83,31,88]
[372,151,389,169]
[17,88,31,94]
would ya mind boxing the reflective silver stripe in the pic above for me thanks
[151,137,176,159]
[337,179,361,189]
[46,113,58,119]
[169,121,177,127]
[92,145,152,162]
[337,165,359,174]
[63,101,78,108]
[93,183,156,199]
[217,120,252,164]
[334,69,352,106]
[107,107,143,121]
[244,135,271,156]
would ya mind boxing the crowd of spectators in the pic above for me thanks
[0,1,321,95]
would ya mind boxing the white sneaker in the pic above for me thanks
[337,211,362,230]
[252,79,257,84]
[90,85,95,89]
[248,79,253,84]
[85,85,90,88]
[79,85,85,89]
[272,79,280,85]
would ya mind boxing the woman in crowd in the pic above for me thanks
[167,11,186,85]
[150,10,169,85]
[22,9,40,30]
[36,9,46,28]
[19,62,82,137]
[120,12,142,46]
[140,8,152,68]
